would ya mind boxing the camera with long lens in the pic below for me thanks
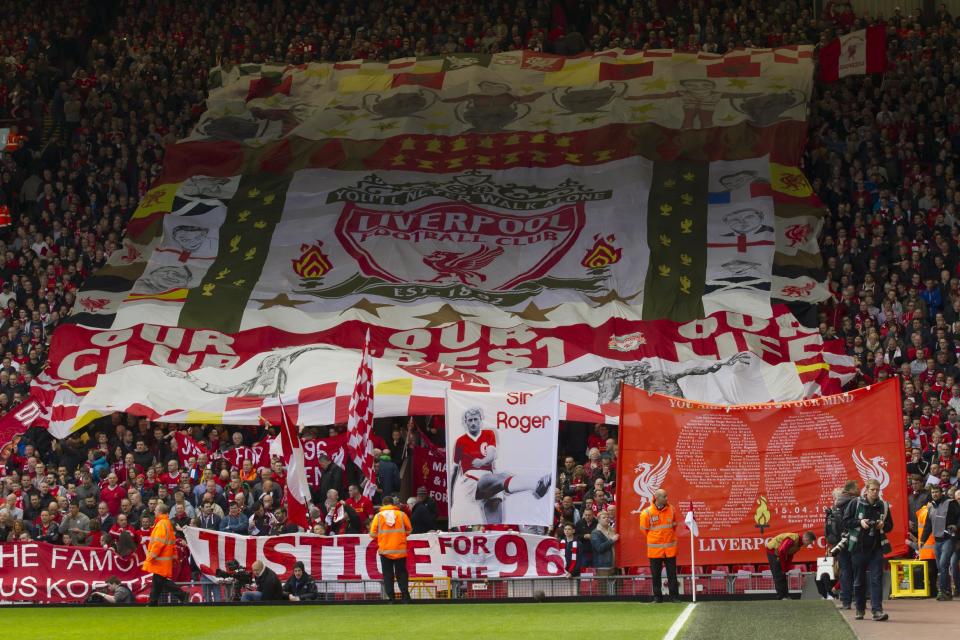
[215,559,254,602]
[828,532,849,556]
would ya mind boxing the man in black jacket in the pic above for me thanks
[831,480,859,610]
[842,479,894,621]
[411,487,437,534]
[241,561,285,602]
[317,454,343,500]
[919,485,960,601]
[284,561,318,601]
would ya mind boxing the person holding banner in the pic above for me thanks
[765,531,816,600]
[842,479,893,621]
[370,495,413,603]
[638,489,679,603]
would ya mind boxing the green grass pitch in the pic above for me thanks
[1,600,854,640]
[1,602,685,640]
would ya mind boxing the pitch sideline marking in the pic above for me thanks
[663,602,697,640]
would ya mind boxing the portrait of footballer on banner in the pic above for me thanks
[446,388,560,528]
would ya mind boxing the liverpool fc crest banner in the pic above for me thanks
[34,47,837,435]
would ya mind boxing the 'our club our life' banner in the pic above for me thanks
[184,529,567,580]
[446,387,559,528]
[616,379,908,566]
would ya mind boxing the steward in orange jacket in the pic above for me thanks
[142,503,187,605]
[638,489,679,602]
[370,496,413,602]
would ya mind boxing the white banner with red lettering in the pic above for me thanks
[183,528,566,581]
[445,387,559,528]
[0,542,151,603]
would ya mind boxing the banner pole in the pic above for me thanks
[688,502,697,603]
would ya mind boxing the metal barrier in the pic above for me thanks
[167,571,812,603]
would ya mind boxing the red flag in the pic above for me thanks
[0,205,11,227]
[346,329,378,499]
[276,398,311,529]
[819,26,886,82]
[0,398,43,464]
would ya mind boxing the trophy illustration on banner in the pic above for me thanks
[754,495,771,534]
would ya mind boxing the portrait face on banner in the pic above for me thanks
[445,387,559,528]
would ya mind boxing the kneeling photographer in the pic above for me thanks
[284,561,319,601]
[87,576,134,604]
[240,561,285,602]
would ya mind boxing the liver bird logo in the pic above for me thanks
[852,450,889,498]
[630,454,671,514]
[422,245,504,287]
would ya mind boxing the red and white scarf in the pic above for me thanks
[560,538,578,572]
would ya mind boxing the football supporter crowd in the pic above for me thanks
[0,0,957,597]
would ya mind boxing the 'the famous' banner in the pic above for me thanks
[446,387,559,528]
[184,528,566,580]
[616,379,907,566]
[0,542,150,603]
[412,438,448,518]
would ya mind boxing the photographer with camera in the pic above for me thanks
[284,561,318,601]
[919,484,960,601]
[214,559,254,602]
[842,479,893,621]
[88,576,134,604]
[826,480,858,609]
[240,561,285,602]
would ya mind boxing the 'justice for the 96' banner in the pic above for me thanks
[446,387,559,528]
[615,379,908,566]
[184,529,567,580]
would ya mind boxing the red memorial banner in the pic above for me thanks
[615,379,907,567]
[0,542,150,603]
[412,438,449,518]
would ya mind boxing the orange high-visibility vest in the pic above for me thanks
[142,514,178,578]
[639,502,678,559]
[916,506,935,561]
[370,505,412,559]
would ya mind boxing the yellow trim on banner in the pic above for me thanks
[375,378,414,396]
[795,362,829,374]
[338,74,392,93]
[544,63,598,87]
[61,383,94,394]
[126,288,190,302]
[186,410,224,424]
[71,410,105,433]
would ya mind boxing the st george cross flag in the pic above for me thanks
[819,25,886,82]
[347,329,378,498]
[275,398,312,528]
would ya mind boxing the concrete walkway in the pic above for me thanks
[838,597,958,640]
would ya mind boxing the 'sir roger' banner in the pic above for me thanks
[0,542,150,602]
[616,379,908,567]
[446,387,559,528]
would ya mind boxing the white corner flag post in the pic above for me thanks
[685,506,699,603]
